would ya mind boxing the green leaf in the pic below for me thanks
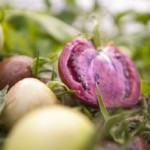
[56,90,76,97]
[47,80,69,90]
[96,83,110,121]
[133,12,150,25]
[113,11,132,26]
[32,51,40,78]
[81,106,93,120]
[44,0,51,9]
[48,52,59,64]
[141,80,150,95]
[0,85,8,115]
[110,121,130,144]
[101,108,137,139]
[29,13,78,42]
[47,80,76,97]
[92,18,101,48]
[50,67,56,81]
[0,7,4,22]
[32,51,57,77]
[5,10,79,43]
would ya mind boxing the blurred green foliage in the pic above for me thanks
[0,0,150,81]
[113,10,150,81]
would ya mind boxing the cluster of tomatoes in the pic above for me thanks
[0,37,146,150]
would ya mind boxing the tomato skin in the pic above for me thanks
[4,106,95,150]
[0,55,33,90]
[1,78,58,128]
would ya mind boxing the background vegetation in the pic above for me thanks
[0,0,150,80]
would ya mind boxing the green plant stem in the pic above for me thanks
[92,18,101,49]
[32,51,40,78]
[96,83,110,121]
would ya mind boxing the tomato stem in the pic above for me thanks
[96,83,110,121]
[92,19,102,50]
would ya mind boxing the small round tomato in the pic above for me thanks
[4,106,95,150]
[1,78,58,128]
[0,55,33,90]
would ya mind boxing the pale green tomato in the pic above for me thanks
[1,78,58,128]
[4,106,95,150]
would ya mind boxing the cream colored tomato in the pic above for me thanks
[1,78,58,128]
[4,106,95,150]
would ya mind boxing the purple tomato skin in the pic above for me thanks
[58,38,141,108]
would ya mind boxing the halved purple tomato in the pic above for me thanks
[58,38,141,108]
